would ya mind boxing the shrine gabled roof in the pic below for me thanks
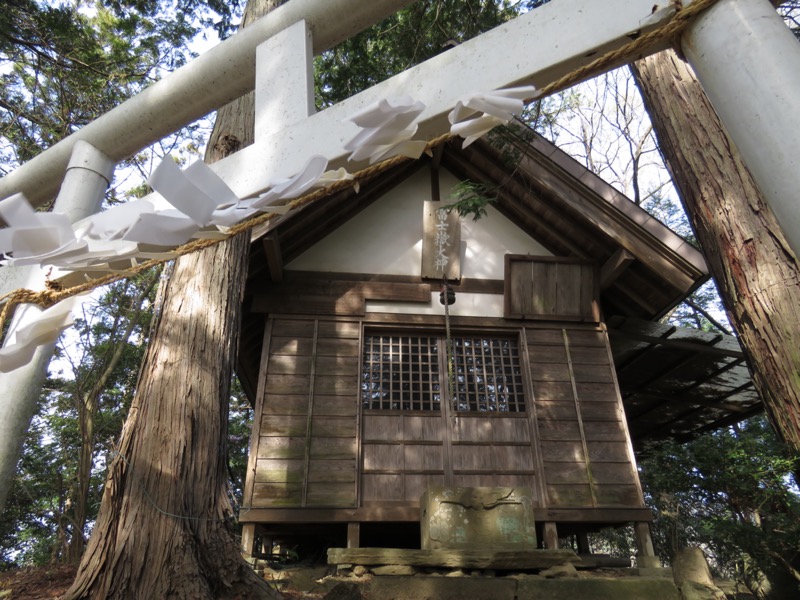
[441,129,709,320]
[608,316,760,445]
[237,129,759,443]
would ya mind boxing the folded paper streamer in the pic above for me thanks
[244,155,329,211]
[312,167,357,192]
[0,193,84,266]
[1,89,508,372]
[0,293,87,373]
[344,96,428,163]
[448,86,537,147]
[0,153,346,273]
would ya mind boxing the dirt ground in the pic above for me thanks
[0,562,755,599]
[0,564,77,599]
[0,564,323,600]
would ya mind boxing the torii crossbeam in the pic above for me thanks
[0,0,798,514]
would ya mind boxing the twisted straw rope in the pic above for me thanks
[0,133,452,331]
[0,0,719,336]
[535,0,718,99]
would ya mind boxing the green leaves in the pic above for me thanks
[0,272,160,566]
[638,417,800,582]
[444,180,496,221]
[0,0,221,171]
[315,0,519,109]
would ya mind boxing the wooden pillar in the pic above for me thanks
[347,522,360,549]
[542,522,559,549]
[634,522,661,568]
[576,531,591,555]
[241,523,256,559]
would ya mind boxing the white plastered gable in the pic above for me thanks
[286,167,551,280]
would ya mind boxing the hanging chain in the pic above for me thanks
[442,275,456,409]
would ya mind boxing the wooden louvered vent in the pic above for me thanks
[504,255,599,322]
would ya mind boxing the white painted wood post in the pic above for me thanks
[682,0,800,259]
[255,19,315,141]
[240,21,318,556]
[0,142,114,513]
[0,0,415,209]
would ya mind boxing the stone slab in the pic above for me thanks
[362,575,517,600]
[515,577,681,600]
[327,548,579,570]
[420,486,536,550]
[348,574,682,600]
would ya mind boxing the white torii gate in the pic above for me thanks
[0,0,798,513]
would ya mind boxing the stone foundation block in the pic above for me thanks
[420,486,536,550]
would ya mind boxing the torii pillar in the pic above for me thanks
[240,18,316,558]
[0,142,115,513]
[682,0,800,259]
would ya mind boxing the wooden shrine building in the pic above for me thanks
[235,128,761,558]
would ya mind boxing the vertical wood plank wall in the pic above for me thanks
[245,259,644,517]
[449,413,537,493]
[248,318,643,512]
[249,317,360,508]
[526,326,643,508]
[360,412,538,503]
[362,413,445,502]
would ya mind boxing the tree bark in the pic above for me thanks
[64,1,282,597]
[631,50,800,450]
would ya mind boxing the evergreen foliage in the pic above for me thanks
[639,417,800,589]
[314,0,523,108]
[0,273,159,566]
[444,180,496,221]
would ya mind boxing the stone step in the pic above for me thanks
[327,547,580,570]
[339,575,682,600]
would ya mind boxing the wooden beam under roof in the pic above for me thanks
[628,358,750,437]
[628,390,751,416]
[601,248,635,290]
[262,234,283,282]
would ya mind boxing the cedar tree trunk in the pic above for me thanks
[632,50,800,450]
[64,1,283,597]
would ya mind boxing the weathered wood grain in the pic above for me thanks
[363,415,404,441]
[307,460,356,483]
[546,485,593,507]
[362,474,403,501]
[403,445,444,471]
[309,437,357,460]
[306,483,356,507]
[403,415,443,441]
[262,395,307,415]
[260,415,308,437]
[310,416,357,438]
[506,256,598,321]
[312,395,358,416]
[254,459,304,483]
[363,444,404,471]
[252,483,303,507]
[257,436,305,460]
[543,463,590,485]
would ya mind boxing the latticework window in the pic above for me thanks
[361,334,441,410]
[451,336,524,413]
[362,333,525,413]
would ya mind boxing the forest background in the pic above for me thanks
[1,0,799,595]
